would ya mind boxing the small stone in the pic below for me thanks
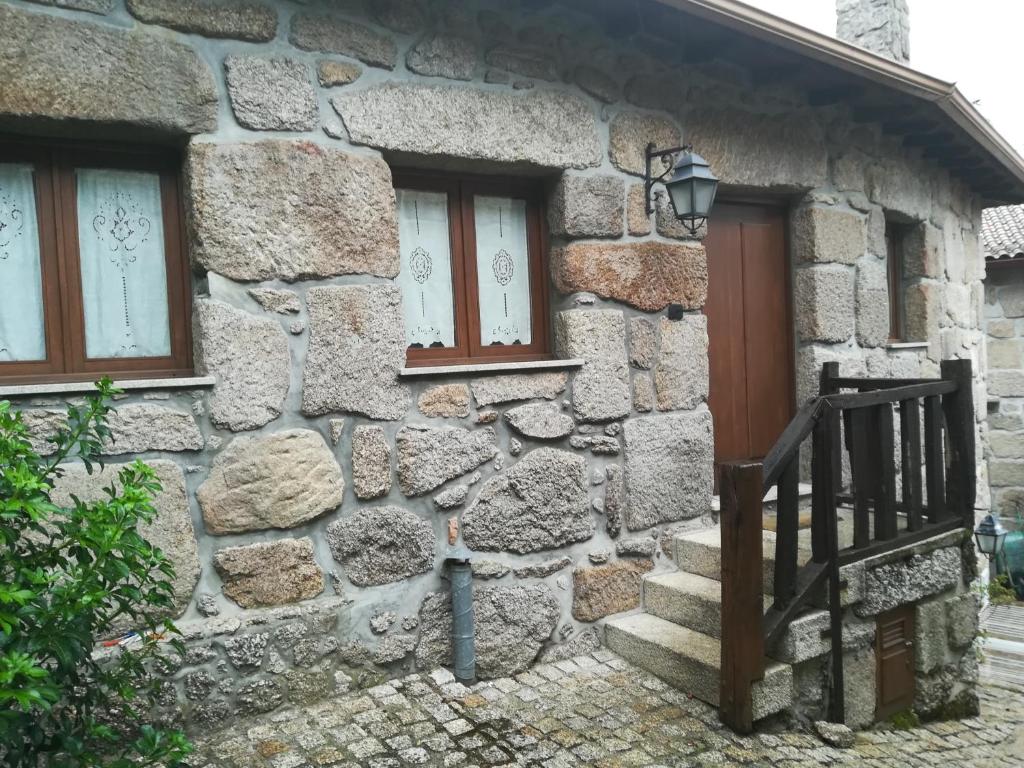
[236,679,284,715]
[473,560,511,580]
[813,721,855,749]
[588,551,610,565]
[591,497,605,514]
[126,0,277,41]
[626,184,651,236]
[605,464,624,539]
[418,384,471,418]
[396,425,498,496]
[289,12,397,69]
[326,506,435,587]
[512,556,573,579]
[407,35,477,80]
[214,538,324,608]
[493,453,505,471]
[317,60,362,87]
[248,287,301,314]
[374,635,416,664]
[433,484,469,510]
[629,317,657,370]
[352,426,392,500]
[401,616,419,632]
[184,670,217,702]
[328,418,346,446]
[503,402,575,440]
[225,56,317,131]
[539,628,602,662]
[591,469,605,486]
[633,373,654,412]
[370,611,397,634]
[196,593,219,617]
[615,537,656,557]
[289,320,305,335]
[476,410,499,424]
[224,633,268,670]
[572,560,654,621]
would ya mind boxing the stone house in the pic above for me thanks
[982,205,1024,524]
[0,0,1018,732]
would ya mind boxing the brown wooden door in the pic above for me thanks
[703,203,793,468]
[876,605,916,720]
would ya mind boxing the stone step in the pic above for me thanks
[642,571,773,638]
[604,613,793,721]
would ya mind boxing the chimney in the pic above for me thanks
[836,0,910,64]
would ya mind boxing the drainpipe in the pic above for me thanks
[445,541,475,685]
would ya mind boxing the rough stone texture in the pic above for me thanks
[904,281,944,349]
[472,560,510,580]
[608,112,683,176]
[615,537,657,557]
[633,372,654,413]
[485,44,557,80]
[989,371,1024,398]
[0,4,217,134]
[857,547,962,616]
[195,299,290,431]
[574,65,618,104]
[316,60,362,88]
[795,265,856,343]
[991,461,1024,487]
[126,0,276,41]
[415,585,559,678]
[102,403,204,454]
[855,258,891,347]
[214,538,324,608]
[988,339,1024,370]
[623,411,714,530]
[843,647,877,729]
[406,35,477,80]
[333,84,602,170]
[470,373,567,406]
[187,141,398,282]
[655,315,709,411]
[433,484,469,510]
[685,107,828,189]
[326,506,435,587]
[571,560,654,621]
[417,384,471,418]
[351,426,392,500]
[513,556,573,579]
[814,721,856,749]
[904,222,944,278]
[396,425,498,496]
[539,628,602,662]
[462,448,593,553]
[503,402,574,440]
[626,184,652,236]
[374,635,416,664]
[629,317,657,370]
[197,429,344,534]
[947,592,980,648]
[551,241,707,312]
[555,309,630,423]
[247,288,301,314]
[289,13,397,69]
[302,285,411,420]
[51,460,199,622]
[547,174,624,238]
[224,56,317,131]
[24,0,112,13]
[915,599,948,674]
[792,206,867,265]
[836,0,910,63]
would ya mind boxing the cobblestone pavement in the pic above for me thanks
[189,650,1024,768]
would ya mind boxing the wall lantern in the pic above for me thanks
[644,142,719,236]
[974,514,1008,560]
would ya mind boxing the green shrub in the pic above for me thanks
[988,574,1017,606]
[0,379,191,767]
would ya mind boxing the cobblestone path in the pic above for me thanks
[189,650,1024,768]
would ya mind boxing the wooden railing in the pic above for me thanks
[719,359,976,733]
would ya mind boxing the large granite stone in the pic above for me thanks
[415,584,560,678]
[551,241,707,312]
[856,547,962,616]
[51,460,199,622]
[25,0,112,13]
[630,317,657,370]
[351,426,392,500]
[326,506,435,587]
[555,309,630,423]
[571,560,654,621]
[503,402,574,440]
[547,174,624,238]
[418,384,470,418]
[0,4,217,134]
[103,404,204,455]
[333,84,602,170]
[214,538,324,609]
[289,12,397,69]
[126,0,277,41]
[197,429,344,534]
[224,56,317,131]
[470,373,567,406]
[406,35,477,80]
[187,141,398,282]
[655,315,708,411]
[623,411,714,530]
[195,299,290,432]
[795,265,855,343]
[396,425,498,496]
[462,448,592,553]
[608,111,683,176]
[792,206,867,265]
[855,258,890,347]
[302,285,411,420]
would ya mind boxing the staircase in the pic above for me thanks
[605,526,796,722]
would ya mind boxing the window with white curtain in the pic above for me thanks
[0,141,192,384]
[395,173,547,367]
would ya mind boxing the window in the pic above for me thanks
[394,172,549,367]
[0,139,191,384]
[885,220,910,342]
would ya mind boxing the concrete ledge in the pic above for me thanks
[0,376,217,398]
[400,359,584,378]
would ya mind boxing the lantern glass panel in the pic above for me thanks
[693,177,718,217]
[667,179,695,218]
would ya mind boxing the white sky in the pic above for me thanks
[748,0,1024,155]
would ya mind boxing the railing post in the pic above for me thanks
[719,460,765,735]
[814,362,841,562]
[940,359,976,528]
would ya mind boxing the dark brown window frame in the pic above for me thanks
[0,137,193,385]
[885,220,909,342]
[394,170,551,368]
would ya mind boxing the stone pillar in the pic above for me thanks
[836,0,910,64]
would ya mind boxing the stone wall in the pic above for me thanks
[985,262,1024,523]
[0,0,986,730]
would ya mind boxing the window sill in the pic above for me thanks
[0,375,216,398]
[885,341,929,350]
[399,358,585,378]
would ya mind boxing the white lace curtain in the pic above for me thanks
[396,188,455,348]
[76,168,170,359]
[0,163,46,362]
[474,195,531,346]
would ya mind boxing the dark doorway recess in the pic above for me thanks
[875,604,916,720]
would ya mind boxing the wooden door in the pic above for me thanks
[703,203,793,468]
[875,605,916,720]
